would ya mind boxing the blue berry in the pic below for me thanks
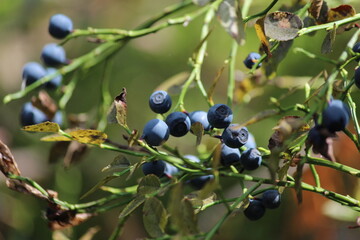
[355,67,360,89]
[187,175,214,190]
[220,144,241,166]
[222,124,248,148]
[244,199,266,221]
[44,68,62,89]
[189,111,210,131]
[307,126,327,153]
[321,99,350,132]
[244,132,257,149]
[41,43,67,67]
[207,104,233,129]
[49,14,73,39]
[142,119,169,146]
[52,111,63,126]
[352,42,360,53]
[142,160,166,177]
[22,62,46,86]
[20,102,48,126]
[164,162,179,177]
[149,90,172,114]
[165,112,191,137]
[243,52,262,69]
[240,148,262,170]
[262,190,281,209]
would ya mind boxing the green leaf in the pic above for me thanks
[264,12,303,41]
[22,122,60,133]
[321,23,337,54]
[102,155,130,172]
[70,129,108,145]
[137,175,161,196]
[192,0,211,6]
[143,197,168,238]
[217,0,245,44]
[119,195,146,218]
[264,40,293,77]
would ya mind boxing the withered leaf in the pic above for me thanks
[327,4,356,33]
[0,139,21,176]
[31,90,57,120]
[46,206,95,230]
[70,129,107,145]
[63,141,88,167]
[22,122,60,133]
[255,17,272,57]
[264,12,303,41]
[309,0,324,20]
[114,88,128,127]
[6,179,48,200]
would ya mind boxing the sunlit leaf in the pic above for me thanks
[114,88,127,127]
[137,175,161,196]
[155,72,190,95]
[0,139,21,176]
[143,197,168,238]
[255,17,271,57]
[22,122,60,133]
[264,12,303,41]
[70,129,107,145]
[119,195,146,218]
[191,122,204,145]
[102,155,130,172]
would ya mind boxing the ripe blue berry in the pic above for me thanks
[207,104,233,129]
[220,144,241,166]
[41,43,67,67]
[20,102,48,126]
[44,68,62,89]
[149,90,172,114]
[189,111,210,131]
[52,111,63,126]
[188,175,214,190]
[243,52,262,69]
[240,148,262,170]
[142,119,169,146]
[22,62,46,86]
[244,199,266,221]
[355,67,360,89]
[244,132,257,149]
[49,14,73,39]
[321,99,350,132]
[222,124,249,148]
[352,42,360,53]
[165,112,191,137]
[142,160,166,177]
[164,162,179,177]
[262,189,281,209]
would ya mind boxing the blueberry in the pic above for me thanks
[207,104,233,129]
[307,125,327,153]
[352,42,360,53]
[189,111,211,131]
[222,124,248,148]
[244,199,266,221]
[184,155,201,163]
[243,52,262,69]
[149,90,172,114]
[321,99,350,132]
[262,189,281,209]
[220,144,241,167]
[240,148,262,170]
[41,43,67,67]
[142,160,166,177]
[165,112,191,137]
[187,175,214,190]
[164,162,179,177]
[49,14,73,39]
[44,68,62,89]
[52,111,63,126]
[142,119,169,146]
[20,102,48,126]
[244,132,257,149]
[22,62,46,86]
[355,67,360,89]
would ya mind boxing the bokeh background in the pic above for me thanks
[0,0,360,239]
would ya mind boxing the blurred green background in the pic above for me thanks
[0,0,360,239]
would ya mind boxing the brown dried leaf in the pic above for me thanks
[46,206,95,230]
[6,179,48,200]
[64,141,88,167]
[309,0,324,20]
[264,12,303,41]
[0,139,21,176]
[327,4,356,33]
[255,17,272,57]
[115,88,127,127]
[31,90,57,120]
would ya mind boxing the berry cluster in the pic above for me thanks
[20,14,74,127]
[244,189,281,221]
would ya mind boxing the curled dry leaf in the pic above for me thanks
[327,5,356,33]
[255,17,272,57]
[31,90,58,120]
[264,12,303,41]
[115,88,128,127]
[0,139,21,176]
[309,0,329,24]
[6,179,48,200]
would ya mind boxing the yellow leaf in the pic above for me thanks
[22,122,60,133]
[41,134,71,142]
[70,129,107,145]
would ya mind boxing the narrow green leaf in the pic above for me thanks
[102,155,130,172]
[143,197,168,238]
[119,195,146,218]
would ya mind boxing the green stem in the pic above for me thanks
[293,47,338,65]
[243,0,279,23]
[227,40,238,107]
[309,164,321,188]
